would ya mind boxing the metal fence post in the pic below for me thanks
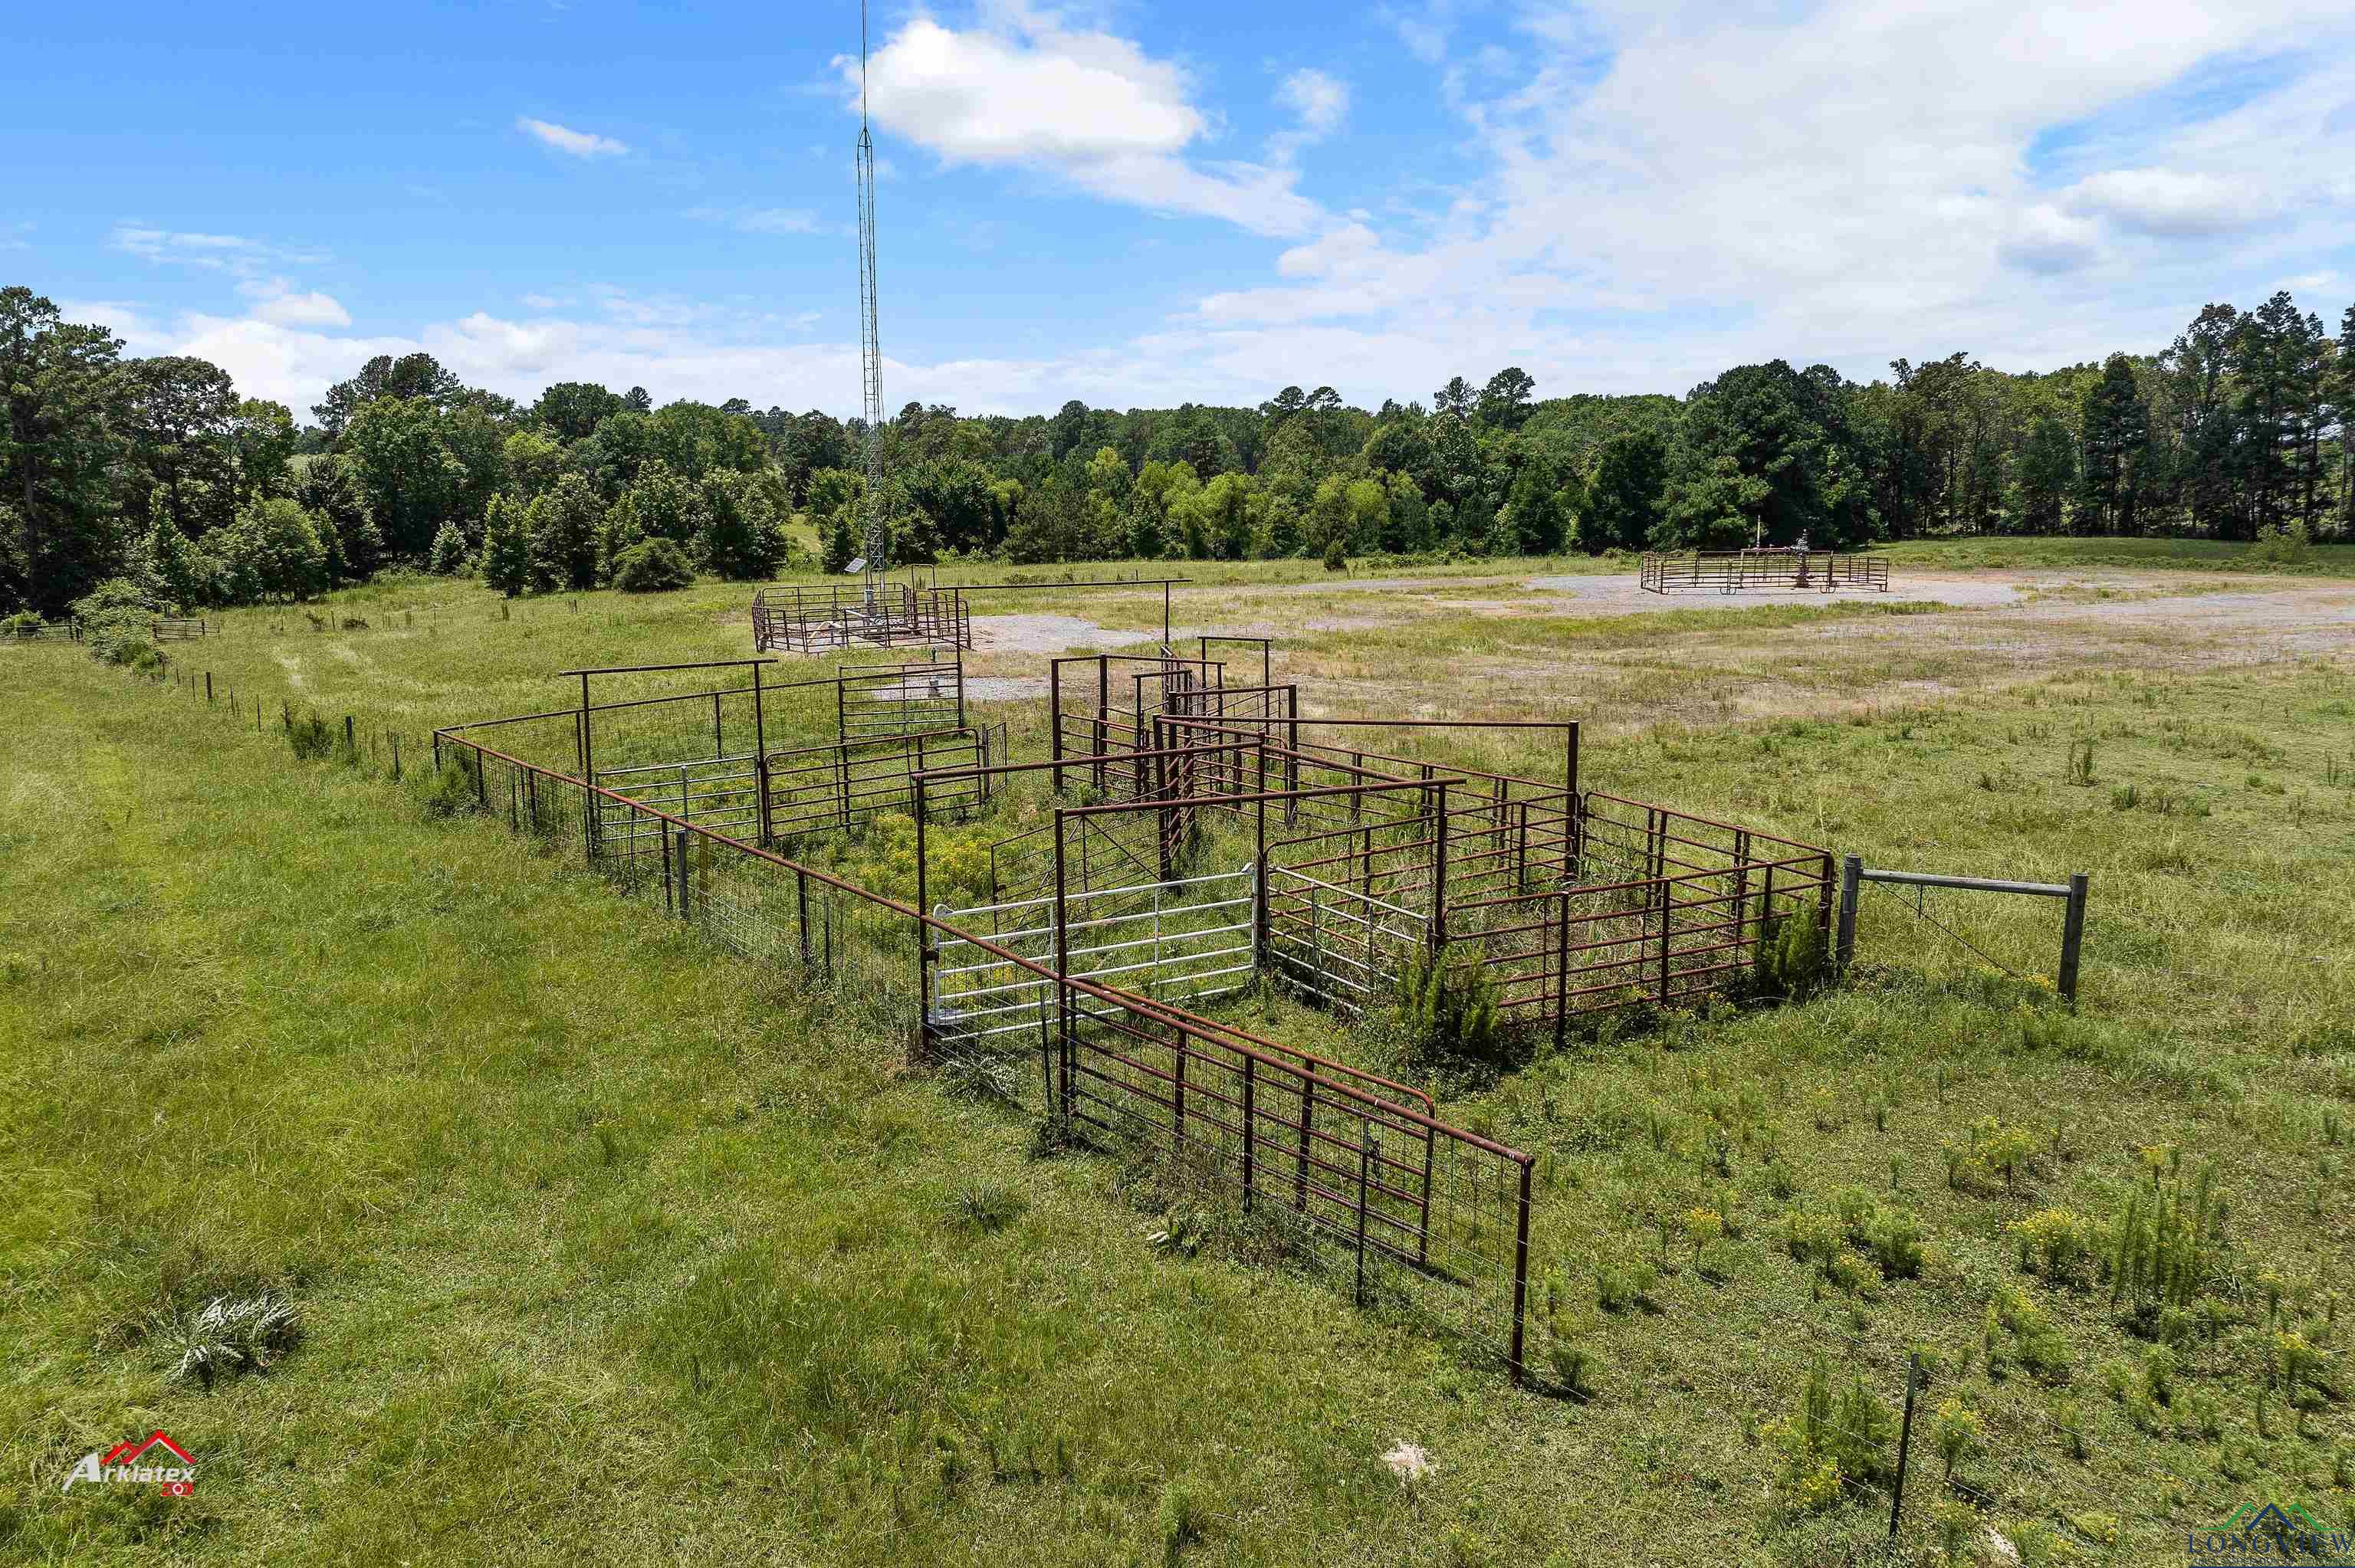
[1509,1156,1533,1386]
[1888,1351,1922,1540]
[1657,875,1673,1007]
[1053,809,1072,1119]
[1837,854,1862,973]
[1253,795,1269,976]
[1554,889,1571,1051]
[2058,873,2089,1005]
[1354,1130,1376,1308]
[1294,1075,1314,1212]
[1430,779,1450,953]
[1240,1055,1256,1212]
[1049,659,1063,795]
[795,867,810,967]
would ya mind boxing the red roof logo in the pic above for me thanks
[101,1432,194,1466]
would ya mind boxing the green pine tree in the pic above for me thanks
[426,518,469,576]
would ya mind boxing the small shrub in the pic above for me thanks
[949,1183,1026,1234]
[1822,1251,1876,1297]
[2109,1161,2220,1310]
[1767,1360,1893,1507]
[1751,910,1828,1000]
[1157,1479,1203,1562]
[1862,1205,1926,1280]
[1944,1117,2041,1192]
[424,757,482,816]
[1785,1209,1844,1267]
[164,1289,301,1387]
[1934,1501,1978,1563]
[1931,1397,1983,1481]
[287,714,344,761]
[1394,946,1501,1065]
[2014,1206,2097,1284]
[613,536,697,592]
[1596,1258,1657,1313]
[1548,1343,1602,1399]
[2252,519,2311,565]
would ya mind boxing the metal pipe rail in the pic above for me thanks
[1834,856,2091,1002]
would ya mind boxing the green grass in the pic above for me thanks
[1880,535,2355,577]
[6,543,2354,1563]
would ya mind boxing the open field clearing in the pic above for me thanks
[6,542,2355,1565]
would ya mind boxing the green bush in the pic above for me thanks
[287,715,342,761]
[1750,910,1828,1000]
[1548,1342,1602,1399]
[2252,519,2311,566]
[1394,946,1501,1064]
[612,536,696,592]
[424,756,482,815]
[71,577,164,668]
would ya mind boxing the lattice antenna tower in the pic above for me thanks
[856,0,887,605]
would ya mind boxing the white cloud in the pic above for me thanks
[237,277,353,328]
[1999,204,2106,276]
[685,206,833,236]
[1276,68,1350,138]
[849,10,1322,236]
[1268,68,1350,165]
[69,1,2355,422]
[517,116,628,158]
[2062,166,2273,236]
[858,16,1202,163]
[1168,0,2355,393]
[0,221,30,251]
[111,224,327,277]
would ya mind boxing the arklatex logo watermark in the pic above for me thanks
[62,1431,198,1497]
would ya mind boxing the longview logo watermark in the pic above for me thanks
[2189,1503,2354,1566]
[61,1431,198,1497]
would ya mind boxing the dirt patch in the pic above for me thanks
[1517,569,2024,613]
[966,675,1049,702]
[1273,575,2355,737]
[973,612,1138,655]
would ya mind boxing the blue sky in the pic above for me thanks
[8,0,2353,419]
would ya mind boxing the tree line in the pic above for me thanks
[5,280,2348,617]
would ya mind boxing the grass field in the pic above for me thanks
[5,540,2353,1565]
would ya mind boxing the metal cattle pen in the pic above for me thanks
[1639,550,1890,594]
[752,581,975,651]
[428,717,1542,1378]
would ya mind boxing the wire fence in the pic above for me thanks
[429,723,1544,1378]
[112,654,2317,1556]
